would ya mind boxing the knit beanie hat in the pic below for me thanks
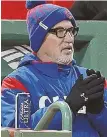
[26,2,76,52]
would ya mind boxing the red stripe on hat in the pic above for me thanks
[104,80,107,88]
[2,77,28,93]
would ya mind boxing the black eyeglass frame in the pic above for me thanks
[48,26,79,38]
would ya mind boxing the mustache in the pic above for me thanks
[61,43,74,51]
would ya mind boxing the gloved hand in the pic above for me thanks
[65,73,104,114]
[86,69,101,78]
[86,69,105,114]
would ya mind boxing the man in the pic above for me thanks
[1,2,107,137]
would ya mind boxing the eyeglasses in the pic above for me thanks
[48,26,79,38]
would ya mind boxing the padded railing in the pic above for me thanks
[1,101,72,137]
[34,101,72,131]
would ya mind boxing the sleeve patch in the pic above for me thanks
[2,77,28,93]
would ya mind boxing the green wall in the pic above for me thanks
[1,20,107,79]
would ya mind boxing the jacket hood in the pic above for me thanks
[18,53,40,68]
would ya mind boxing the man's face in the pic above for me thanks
[37,20,75,65]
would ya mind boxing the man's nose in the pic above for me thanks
[64,31,74,43]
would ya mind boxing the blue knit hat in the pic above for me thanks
[26,3,76,52]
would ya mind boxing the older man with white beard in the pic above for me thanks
[1,2,107,137]
[37,20,74,65]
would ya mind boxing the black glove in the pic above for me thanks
[86,69,105,114]
[65,73,104,114]
[86,69,101,78]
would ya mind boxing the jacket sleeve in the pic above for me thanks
[1,77,63,130]
[87,81,107,137]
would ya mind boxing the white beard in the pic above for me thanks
[54,52,74,65]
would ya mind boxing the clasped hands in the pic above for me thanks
[66,69,105,114]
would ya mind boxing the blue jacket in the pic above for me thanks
[1,53,107,137]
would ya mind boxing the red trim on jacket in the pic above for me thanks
[2,77,28,93]
[104,80,107,88]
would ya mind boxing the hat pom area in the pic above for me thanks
[26,0,46,9]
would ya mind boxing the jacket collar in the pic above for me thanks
[31,54,76,78]
[18,53,76,78]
